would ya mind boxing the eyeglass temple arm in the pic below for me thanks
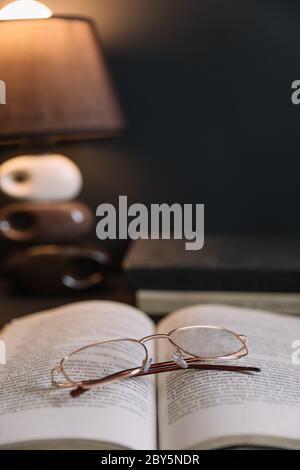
[70,362,261,398]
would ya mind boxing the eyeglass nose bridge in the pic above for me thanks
[141,333,183,352]
[141,332,187,364]
[141,333,192,371]
[141,333,170,343]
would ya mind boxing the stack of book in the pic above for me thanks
[123,237,300,316]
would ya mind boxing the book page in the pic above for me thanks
[156,305,300,449]
[0,301,156,450]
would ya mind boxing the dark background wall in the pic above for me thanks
[1,0,300,234]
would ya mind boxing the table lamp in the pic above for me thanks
[0,1,122,291]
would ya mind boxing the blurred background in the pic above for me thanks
[1,0,299,235]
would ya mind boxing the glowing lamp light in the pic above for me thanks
[0,0,53,21]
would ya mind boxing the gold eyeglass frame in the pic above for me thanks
[52,325,261,398]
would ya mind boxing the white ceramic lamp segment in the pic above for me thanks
[0,154,83,201]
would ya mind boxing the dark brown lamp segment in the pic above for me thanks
[0,202,94,243]
[5,245,111,293]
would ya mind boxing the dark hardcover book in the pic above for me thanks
[123,236,300,292]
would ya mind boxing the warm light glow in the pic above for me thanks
[0,0,53,20]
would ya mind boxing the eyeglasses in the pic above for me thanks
[52,325,261,398]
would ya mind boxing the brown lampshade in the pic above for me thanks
[0,16,124,144]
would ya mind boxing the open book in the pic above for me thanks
[0,301,299,450]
